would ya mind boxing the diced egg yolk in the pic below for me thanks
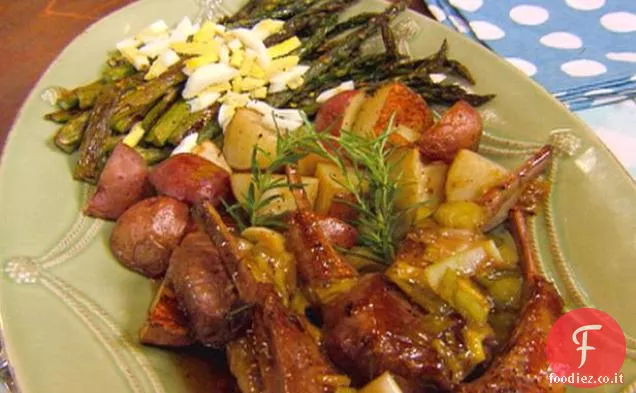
[251,19,285,40]
[251,87,268,99]
[122,122,146,147]
[230,49,245,68]
[193,21,217,43]
[266,36,301,58]
[184,52,220,72]
[171,41,220,56]
[268,55,300,74]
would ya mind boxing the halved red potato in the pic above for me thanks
[352,83,434,145]
[110,196,190,278]
[149,153,231,206]
[84,143,151,220]
[418,100,483,163]
[315,90,367,135]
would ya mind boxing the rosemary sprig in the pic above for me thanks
[223,114,413,262]
[223,146,291,231]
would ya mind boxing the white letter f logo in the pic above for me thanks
[572,324,602,368]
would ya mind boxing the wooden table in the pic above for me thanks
[0,0,430,155]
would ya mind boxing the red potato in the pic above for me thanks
[149,153,231,206]
[110,196,190,278]
[84,143,151,220]
[418,100,483,163]
[315,90,367,135]
[352,83,434,145]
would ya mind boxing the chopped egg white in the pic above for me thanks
[246,101,304,132]
[316,81,355,103]
[183,63,239,99]
[136,20,169,43]
[171,133,199,155]
[170,17,198,43]
[139,38,171,58]
[218,104,237,131]
[116,38,140,51]
[188,91,221,112]
[268,65,309,93]
[230,28,271,69]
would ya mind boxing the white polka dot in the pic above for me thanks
[539,32,583,49]
[584,88,615,96]
[506,57,537,76]
[601,12,636,33]
[606,52,636,63]
[470,21,506,40]
[428,5,446,22]
[450,0,483,12]
[565,0,605,11]
[449,15,469,33]
[561,59,607,77]
[510,5,550,26]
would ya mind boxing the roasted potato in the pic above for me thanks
[110,196,190,278]
[84,143,150,220]
[352,82,434,145]
[389,148,448,225]
[149,153,231,205]
[314,162,360,218]
[445,149,509,202]
[297,153,331,176]
[231,173,319,217]
[315,90,367,135]
[223,108,277,170]
[418,100,483,162]
[192,140,232,174]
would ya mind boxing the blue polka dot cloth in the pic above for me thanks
[426,0,636,111]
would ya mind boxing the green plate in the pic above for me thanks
[1,0,635,392]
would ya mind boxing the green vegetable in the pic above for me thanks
[167,104,217,145]
[73,84,120,183]
[45,109,83,124]
[102,63,136,82]
[385,260,453,315]
[141,87,179,131]
[135,146,171,164]
[74,81,104,109]
[144,100,189,147]
[437,269,491,326]
[53,112,90,154]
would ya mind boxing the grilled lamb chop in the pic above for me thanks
[285,166,455,392]
[169,231,249,348]
[197,201,352,393]
[456,210,564,393]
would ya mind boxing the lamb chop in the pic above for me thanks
[285,165,457,392]
[196,201,352,393]
[456,209,565,393]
